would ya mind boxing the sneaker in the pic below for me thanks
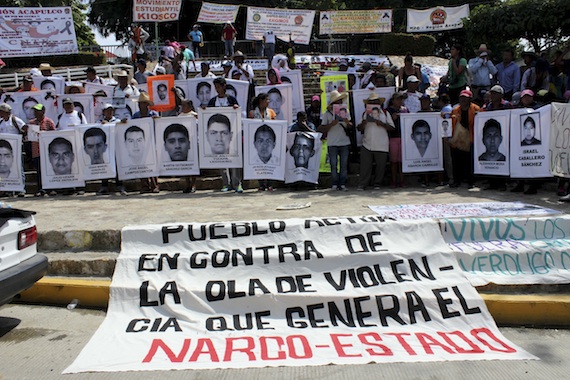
[331,185,338,191]
[267,186,274,192]
[117,186,127,196]
[48,190,58,196]
[34,191,46,197]
[340,185,347,191]
[17,192,25,198]
[190,186,196,193]
[235,184,243,193]
[76,190,85,195]
[221,185,231,192]
[96,187,109,195]
[152,188,160,193]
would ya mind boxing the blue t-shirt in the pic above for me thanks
[189,30,202,43]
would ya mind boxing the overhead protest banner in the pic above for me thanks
[509,105,551,178]
[319,10,392,35]
[441,215,570,286]
[65,216,535,373]
[197,2,240,24]
[407,5,469,33]
[133,0,182,22]
[550,102,570,178]
[246,6,316,45]
[0,7,78,58]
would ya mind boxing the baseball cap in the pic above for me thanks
[62,97,73,104]
[103,103,114,110]
[406,75,419,83]
[520,89,534,98]
[221,60,232,68]
[32,103,45,111]
[311,95,320,102]
[489,85,504,94]
[459,89,473,98]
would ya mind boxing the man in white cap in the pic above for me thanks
[56,97,87,130]
[483,85,511,111]
[468,44,497,98]
[402,75,422,113]
[0,103,26,135]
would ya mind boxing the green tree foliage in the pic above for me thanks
[1,0,96,46]
[465,0,570,52]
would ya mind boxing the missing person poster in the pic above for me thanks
[197,107,242,169]
[225,78,249,112]
[401,112,443,173]
[65,217,536,373]
[474,110,510,176]
[243,119,287,181]
[39,130,85,189]
[76,124,116,181]
[148,75,175,112]
[279,70,304,115]
[352,88,394,147]
[0,7,79,58]
[319,74,350,113]
[550,102,570,178]
[155,116,199,176]
[115,118,159,180]
[10,91,58,123]
[254,84,293,123]
[0,134,24,192]
[285,131,322,184]
[509,106,551,178]
[187,78,215,109]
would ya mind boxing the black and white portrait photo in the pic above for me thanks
[197,107,242,169]
[155,116,200,176]
[243,119,287,181]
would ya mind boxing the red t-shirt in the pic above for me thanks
[222,25,236,41]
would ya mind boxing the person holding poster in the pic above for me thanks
[478,119,506,162]
[131,92,159,194]
[450,90,479,189]
[318,90,352,191]
[356,93,393,190]
[386,92,409,188]
[249,93,276,120]
[28,103,55,196]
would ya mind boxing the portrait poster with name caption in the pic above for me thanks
[198,107,242,169]
[10,90,58,123]
[243,119,288,181]
[549,102,570,178]
[401,112,443,173]
[39,130,85,189]
[254,84,293,124]
[58,94,95,124]
[115,118,158,180]
[148,75,175,112]
[509,106,551,178]
[76,124,116,181]
[64,217,536,373]
[188,78,215,109]
[474,110,510,176]
[155,116,199,176]
[279,70,304,115]
[285,131,323,184]
[0,134,24,192]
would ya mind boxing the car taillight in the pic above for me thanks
[18,226,37,250]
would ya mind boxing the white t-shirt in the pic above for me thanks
[0,115,25,134]
[361,110,394,152]
[56,110,87,130]
[264,31,276,44]
[322,110,351,147]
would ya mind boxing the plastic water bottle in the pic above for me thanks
[67,299,79,310]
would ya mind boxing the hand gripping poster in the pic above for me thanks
[155,115,199,176]
[243,119,288,181]
[76,123,116,181]
[400,112,443,173]
[474,110,510,176]
[115,118,159,180]
[509,105,551,178]
[285,131,323,184]
[39,130,85,189]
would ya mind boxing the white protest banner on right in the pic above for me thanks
[65,216,536,373]
[550,102,570,178]
[407,5,469,33]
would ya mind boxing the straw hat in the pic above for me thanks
[135,92,154,106]
[328,90,347,105]
[231,50,246,59]
[38,63,54,72]
[114,70,129,78]
[363,92,385,104]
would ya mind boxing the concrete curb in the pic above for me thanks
[38,230,121,252]
[17,277,570,327]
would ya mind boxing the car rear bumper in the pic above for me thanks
[0,254,48,306]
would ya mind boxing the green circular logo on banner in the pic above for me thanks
[253,13,261,22]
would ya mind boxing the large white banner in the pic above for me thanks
[40,130,85,189]
[0,7,78,58]
[197,2,240,24]
[474,110,510,176]
[0,134,24,192]
[442,215,570,286]
[550,102,570,178]
[115,119,159,180]
[255,84,293,123]
[407,5,469,33]
[155,116,200,176]
[319,10,392,35]
[401,112,443,173]
[76,124,116,181]
[509,106,551,178]
[284,132,322,184]
[132,0,182,22]
[246,7,316,45]
[197,107,242,169]
[65,217,535,373]
[243,119,288,181]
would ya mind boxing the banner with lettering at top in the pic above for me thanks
[550,103,570,178]
[197,2,240,24]
[407,5,469,33]
[64,216,536,373]
[509,105,551,178]
[0,7,78,58]
[246,7,316,45]
[319,10,392,35]
[133,0,182,23]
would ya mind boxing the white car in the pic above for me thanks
[0,208,48,306]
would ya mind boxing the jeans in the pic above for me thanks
[328,145,350,187]
[265,43,275,64]
[224,40,234,57]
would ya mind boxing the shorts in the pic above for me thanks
[389,137,402,163]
